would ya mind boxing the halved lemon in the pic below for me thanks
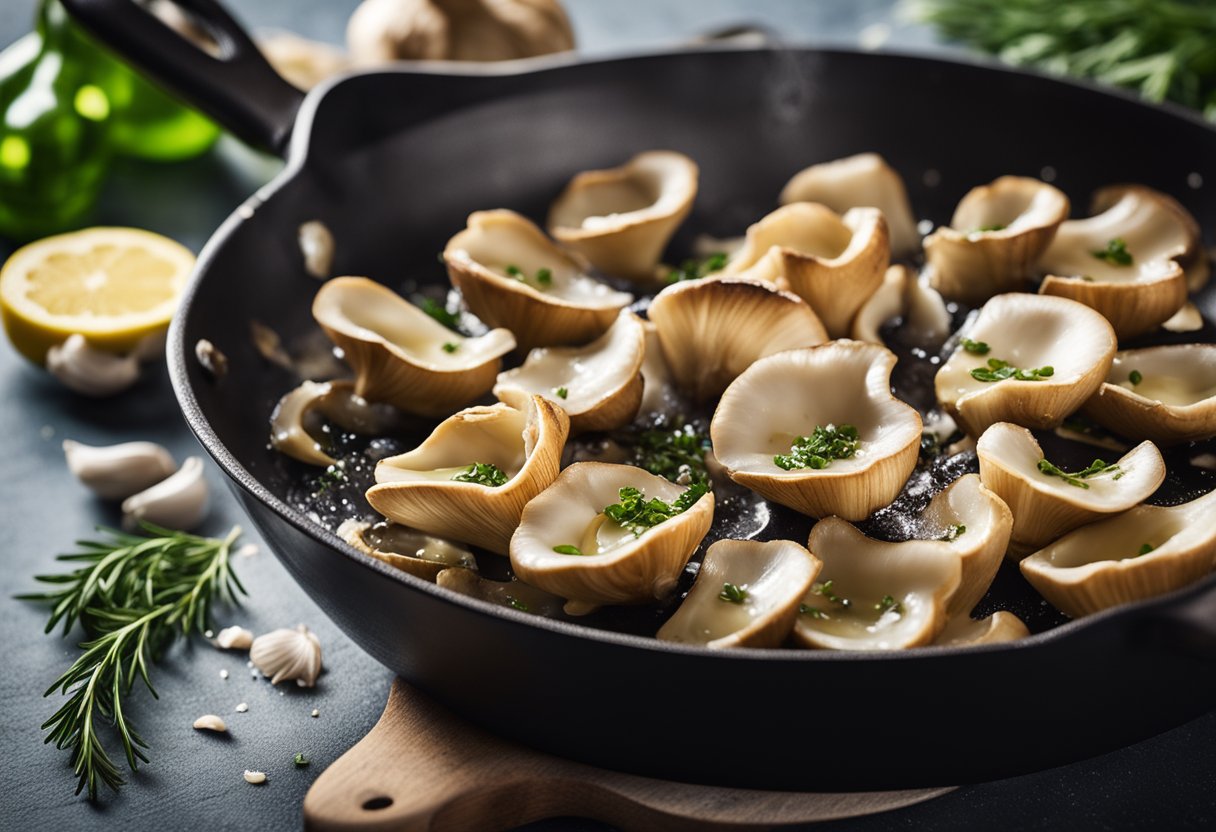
[0,227,194,365]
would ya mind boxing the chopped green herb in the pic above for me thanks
[970,358,1054,383]
[552,544,585,556]
[452,462,509,487]
[1129,369,1143,386]
[798,603,829,619]
[419,297,462,331]
[1036,457,1121,489]
[976,223,1006,232]
[960,337,990,355]
[601,482,707,536]
[1137,543,1155,556]
[311,462,346,497]
[1080,275,1096,282]
[555,386,569,399]
[535,267,553,286]
[442,341,459,354]
[939,523,967,542]
[294,753,309,768]
[666,252,728,283]
[504,263,554,288]
[719,582,748,604]
[774,424,861,471]
[876,594,903,615]
[505,264,523,277]
[1092,237,1133,266]
[812,580,851,608]
[632,423,710,486]
[506,596,530,612]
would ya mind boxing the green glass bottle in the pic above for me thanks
[0,2,112,240]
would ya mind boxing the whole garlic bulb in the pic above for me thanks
[347,0,575,66]
[250,625,323,687]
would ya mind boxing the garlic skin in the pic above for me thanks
[298,220,335,278]
[62,439,176,500]
[46,334,140,397]
[250,625,323,687]
[214,625,254,650]
[121,456,209,530]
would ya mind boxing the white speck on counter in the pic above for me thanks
[310,709,320,718]
[243,770,267,785]
[204,629,214,639]
[858,22,890,50]
[235,702,249,713]
[220,669,230,680]
[236,543,259,558]
[39,425,55,440]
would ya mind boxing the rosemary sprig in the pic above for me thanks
[18,524,245,800]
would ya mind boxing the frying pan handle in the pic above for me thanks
[59,0,303,156]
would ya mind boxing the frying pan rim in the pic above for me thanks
[168,44,1216,664]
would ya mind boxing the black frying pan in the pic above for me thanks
[63,0,1216,792]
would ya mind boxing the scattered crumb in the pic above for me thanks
[235,702,249,713]
[40,425,55,440]
[220,669,230,680]
[310,709,320,718]
[294,753,309,768]
[193,714,227,732]
[236,543,259,558]
[204,629,214,639]
[243,770,267,785]
[246,660,254,668]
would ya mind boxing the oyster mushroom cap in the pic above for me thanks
[1020,488,1216,618]
[637,319,681,419]
[977,422,1166,552]
[919,473,1013,616]
[1039,185,1191,337]
[435,567,565,617]
[1081,344,1216,445]
[1091,184,1209,292]
[925,176,1069,303]
[493,310,644,434]
[1162,301,1204,333]
[547,150,699,280]
[337,518,478,581]
[647,277,828,403]
[657,539,821,649]
[509,462,715,606]
[778,152,920,258]
[366,395,570,554]
[934,610,1030,647]
[934,293,1116,437]
[270,380,410,467]
[851,264,951,345]
[711,341,922,521]
[724,203,889,338]
[312,276,515,416]
[443,209,633,350]
[793,518,962,650]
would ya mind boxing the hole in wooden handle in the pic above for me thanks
[362,796,394,811]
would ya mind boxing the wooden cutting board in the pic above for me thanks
[304,680,953,831]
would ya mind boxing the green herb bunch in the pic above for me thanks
[602,483,708,536]
[916,0,1216,120]
[18,524,245,800]
[774,424,861,471]
[631,423,711,485]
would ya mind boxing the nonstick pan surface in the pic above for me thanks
[65,0,1216,791]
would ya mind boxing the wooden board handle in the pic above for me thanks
[304,680,952,832]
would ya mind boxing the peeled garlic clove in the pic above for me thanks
[313,276,515,416]
[934,293,1116,438]
[121,456,209,530]
[725,203,889,338]
[779,152,920,258]
[1082,344,1216,445]
[509,462,715,607]
[250,624,323,687]
[367,396,569,554]
[711,341,922,521]
[657,539,821,649]
[443,210,633,351]
[298,219,335,278]
[1020,488,1216,618]
[338,518,478,582]
[193,714,228,732]
[1039,186,1190,338]
[493,310,645,434]
[62,439,176,500]
[792,517,962,651]
[934,610,1030,647]
[435,567,565,617]
[547,150,699,281]
[647,276,828,403]
[46,334,140,397]
[919,473,1013,616]
[925,176,1069,303]
[213,625,254,650]
[977,422,1165,552]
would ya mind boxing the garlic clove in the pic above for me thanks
[62,439,176,500]
[121,456,209,530]
[925,176,1069,303]
[213,625,254,651]
[297,220,336,278]
[46,334,140,397]
[193,714,228,732]
[250,624,323,687]
[657,539,821,649]
[243,770,267,785]
[779,152,920,258]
